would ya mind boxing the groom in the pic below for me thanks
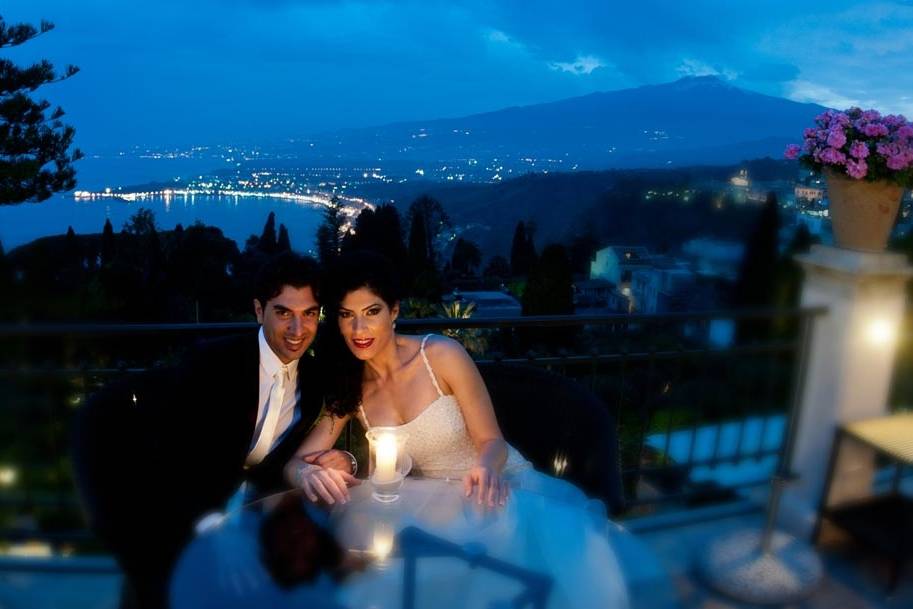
[73,252,352,609]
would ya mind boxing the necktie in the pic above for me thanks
[248,365,289,465]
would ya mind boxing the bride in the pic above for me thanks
[285,250,629,609]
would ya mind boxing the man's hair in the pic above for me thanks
[254,252,321,307]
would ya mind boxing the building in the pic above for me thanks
[589,246,654,285]
[795,185,825,202]
[442,290,522,318]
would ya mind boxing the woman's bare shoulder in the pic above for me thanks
[422,334,473,368]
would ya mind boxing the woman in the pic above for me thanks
[284,250,529,506]
[285,251,629,608]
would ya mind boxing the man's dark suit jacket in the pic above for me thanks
[71,332,325,609]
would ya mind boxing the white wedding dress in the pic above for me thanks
[340,335,630,609]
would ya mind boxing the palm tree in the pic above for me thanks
[439,299,487,355]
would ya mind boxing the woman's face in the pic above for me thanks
[337,286,399,361]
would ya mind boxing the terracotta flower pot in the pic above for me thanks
[825,168,904,252]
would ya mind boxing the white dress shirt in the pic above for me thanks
[246,328,301,464]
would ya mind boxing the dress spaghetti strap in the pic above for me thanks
[419,334,444,397]
[358,404,371,429]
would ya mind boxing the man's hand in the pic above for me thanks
[304,449,358,475]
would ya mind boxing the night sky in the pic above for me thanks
[5,1,913,151]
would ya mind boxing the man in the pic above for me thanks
[72,252,355,609]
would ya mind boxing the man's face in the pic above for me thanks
[254,285,320,364]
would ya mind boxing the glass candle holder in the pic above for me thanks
[366,427,410,503]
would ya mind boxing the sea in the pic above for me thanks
[0,155,324,253]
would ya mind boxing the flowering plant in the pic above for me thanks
[785,107,913,188]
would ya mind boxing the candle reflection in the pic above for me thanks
[372,522,395,563]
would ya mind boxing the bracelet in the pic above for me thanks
[341,450,358,476]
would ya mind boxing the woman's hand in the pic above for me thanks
[287,459,358,505]
[463,464,509,507]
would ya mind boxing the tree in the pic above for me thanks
[523,244,574,316]
[733,192,780,310]
[521,243,574,350]
[0,239,9,290]
[408,206,431,269]
[450,238,482,276]
[258,212,277,254]
[346,204,408,270]
[123,207,158,236]
[1,16,82,204]
[277,223,291,252]
[568,229,599,276]
[316,196,345,265]
[406,195,450,269]
[733,192,781,341]
[510,221,537,277]
[100,218,114,266]
[483,255,511,280]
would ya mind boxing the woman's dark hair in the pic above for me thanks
[323,250,401,311]
[320,250,402,417]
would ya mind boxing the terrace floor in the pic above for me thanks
[635,507,913,609]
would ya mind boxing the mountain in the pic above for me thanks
[354,159,797,260]
[296,76,825,170]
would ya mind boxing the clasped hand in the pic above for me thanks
[290,450,360,505]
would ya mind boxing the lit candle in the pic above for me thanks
[374,432,398,484]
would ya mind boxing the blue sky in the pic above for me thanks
[5,1,913,151]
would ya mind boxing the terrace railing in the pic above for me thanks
[0,306,825,549]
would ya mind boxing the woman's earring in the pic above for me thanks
[392,320,397,330]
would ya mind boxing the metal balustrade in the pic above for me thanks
[0,306,825,548]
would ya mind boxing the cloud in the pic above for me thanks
[548,55,605,75]
[486,29,512,44]
[675,59,737,80]
[786,80,866,110]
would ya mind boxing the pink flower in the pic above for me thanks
[833,112,851,127]
[862,110,882,122]
[887,154,910,170]
[845,158,868,179]
[897,125,913,140]
[820,147,847,165]
[784,144,801,159]
[863,123,889,137]
[827,128,847,148]
[849,141,869,159]
[803,128,817,139]
[876,142,894,156]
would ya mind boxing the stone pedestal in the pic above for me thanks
[780,245,912,536]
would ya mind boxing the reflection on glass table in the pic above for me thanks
[171,477,678,609]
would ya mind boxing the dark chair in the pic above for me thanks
[478,362,625,515]
[71,368,190,609]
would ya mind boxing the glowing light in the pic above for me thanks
[5,542,52,557]
[552,453,568,477]
[0,466,17,487]
[372,523,395,562]
[866,318,897,347]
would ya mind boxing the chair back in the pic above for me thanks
[478,362,625,515]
